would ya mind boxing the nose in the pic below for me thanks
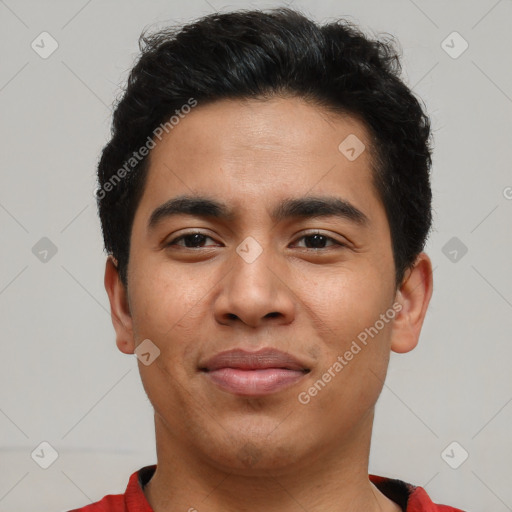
[213,240,296,329]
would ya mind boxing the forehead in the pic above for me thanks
[135,96,385,228]
[150,96,373,161]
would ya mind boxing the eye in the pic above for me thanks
[166,231,220,248]
[165,231,346,250]
[292,232,346,249]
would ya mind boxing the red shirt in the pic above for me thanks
[68,465,464,512]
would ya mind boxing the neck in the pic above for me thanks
[143,410,401,512]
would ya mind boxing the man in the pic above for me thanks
[74,7,464,511]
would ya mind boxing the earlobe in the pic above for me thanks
[390,252,434,354]
[104,256,135,355]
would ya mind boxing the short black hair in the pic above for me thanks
[96,7,433,289]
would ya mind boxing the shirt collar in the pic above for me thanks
[128,465,425,512]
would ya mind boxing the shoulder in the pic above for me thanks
[408,485,466,512]
[370,474,466,512]
[67,493,125,512]
[66,465,156,512]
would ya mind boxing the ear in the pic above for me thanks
[104,255,135,355]
[390,252,433,354]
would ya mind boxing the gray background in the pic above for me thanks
[1,0,511,510]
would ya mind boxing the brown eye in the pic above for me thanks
[167,232,219,248]
[293,232,345,249]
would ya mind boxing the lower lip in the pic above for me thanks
[203,368,307,397]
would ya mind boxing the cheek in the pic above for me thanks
[299,265,393,345]
[129,256,211,341]
[129,263,206,414]
[296,264,394,401]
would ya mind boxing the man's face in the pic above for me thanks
[113,96,407,472]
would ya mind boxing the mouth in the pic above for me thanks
[199,348,311,397]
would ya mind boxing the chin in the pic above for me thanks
[204,439,304,475]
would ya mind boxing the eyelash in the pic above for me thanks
[166,230,346,250]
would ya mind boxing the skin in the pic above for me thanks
[104,96,433,512]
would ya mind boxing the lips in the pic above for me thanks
[200,348,309,372]
[199,348,310,397]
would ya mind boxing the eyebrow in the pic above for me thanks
[147,194,369,232]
